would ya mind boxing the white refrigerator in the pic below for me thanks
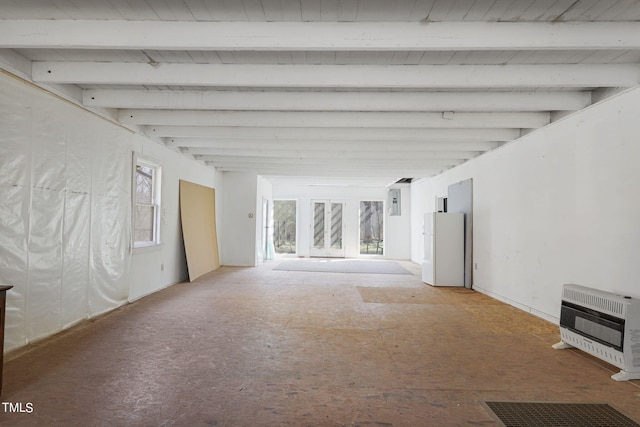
[422,212,465,286]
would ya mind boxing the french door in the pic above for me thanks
[310,200,345,257]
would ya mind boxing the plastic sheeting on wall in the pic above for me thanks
[0,73,132,352]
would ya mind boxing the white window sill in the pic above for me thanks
[133,242,163,254]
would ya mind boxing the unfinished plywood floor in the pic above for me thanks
[2,260,640,426]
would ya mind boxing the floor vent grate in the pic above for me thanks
[483,401,640,427]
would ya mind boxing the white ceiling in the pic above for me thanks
[1,0,639,186]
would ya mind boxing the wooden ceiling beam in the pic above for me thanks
[173,139,500,151]
[151,126,519,141]
[121,110,549,129]
[4,21,640,51]
[192,149,479,160]
[214,166,442,179]
[83,89,591,112]
[202,156,463,168]
[33,63,639,89]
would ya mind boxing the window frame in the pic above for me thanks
[132,154,162,249]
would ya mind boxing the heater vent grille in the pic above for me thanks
[560,329,625,368]
[563,286,625,318]
[556,284,640,380]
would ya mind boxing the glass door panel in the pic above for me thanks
[330,203,343,250]
[313,202,325,249]
[310,200,345,257]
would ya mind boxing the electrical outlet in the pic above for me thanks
[160,264,164,271]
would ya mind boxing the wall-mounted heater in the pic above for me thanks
[553,284,640,381]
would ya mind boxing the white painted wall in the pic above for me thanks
[219,171,259,266]
[385,184,412,260]
[0,72,219,352]
[129,134,220,301]
[272,183,411,259]
[411,86,640,323]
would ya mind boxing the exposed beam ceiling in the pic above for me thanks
[1,0,639,185]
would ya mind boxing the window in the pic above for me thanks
[134,158,161,248]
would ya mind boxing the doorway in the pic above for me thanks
[359,201,384,255]
[310,200,346,257]
[273,200,297,255]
